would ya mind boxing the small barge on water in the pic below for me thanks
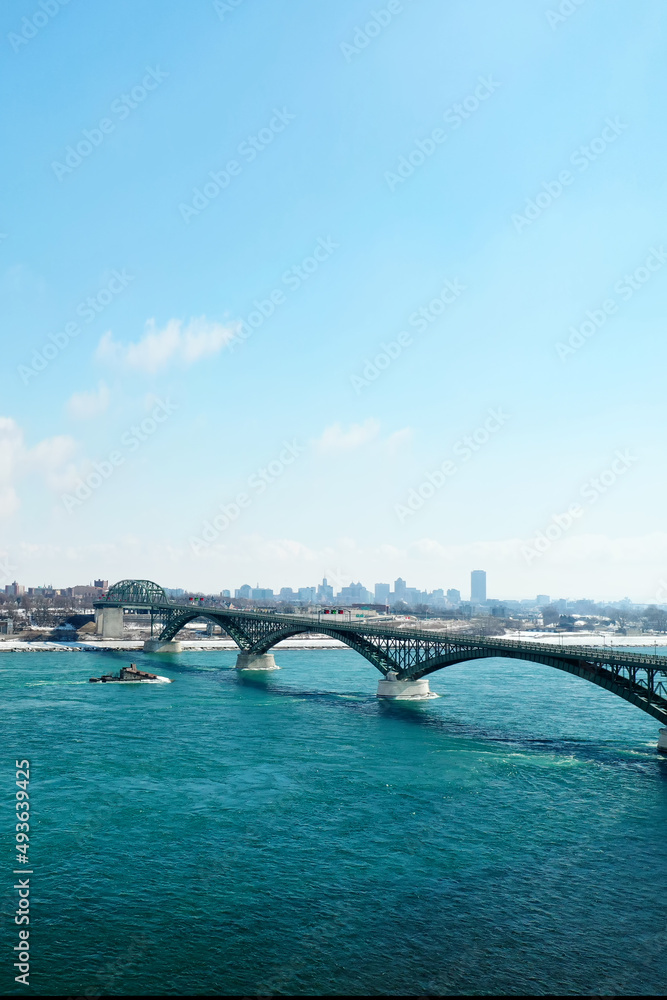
[89,664,173,684]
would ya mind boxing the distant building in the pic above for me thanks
[429,589,445,607]
[447,588,461,605]
[317,578,334,602]
[298,587,317,603]
[235,584,252,599]
[94,580,108,590]
[220,590,231,598]
[471,570,486,603]
[536,594,550,606]
[71,586,101,597]
[279,588,295,601]
[252,588,274,600]
[338,582,372,605]
[374,583,391,605]
[5,582,24,597]
[394,578,407,600]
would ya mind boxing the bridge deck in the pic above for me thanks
[95,600,667,671]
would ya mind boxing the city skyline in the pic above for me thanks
[1,572,651,611]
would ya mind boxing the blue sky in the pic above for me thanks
[2,0,667,600]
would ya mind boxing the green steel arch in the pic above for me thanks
[158,610,258,650]
[96,581,667,728]
[410,647,667,726]
[157,611,396,671]
[104,579,169,607]
[156,612,667,724]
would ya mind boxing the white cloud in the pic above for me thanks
[29,435,81,493]
[0,418,81,517]
[314,418,381,453]
[96,316,239,374]
[313,420,411,456]
[66,381,110,420]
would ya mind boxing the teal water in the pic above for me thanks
[2,647,667,996]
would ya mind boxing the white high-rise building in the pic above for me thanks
[470,570,486,603]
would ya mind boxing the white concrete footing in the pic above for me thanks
[658,728,667,753]
[143,639,182,653]
[235,652,279,671]
[376,670,435,700]
[96,606,124,638]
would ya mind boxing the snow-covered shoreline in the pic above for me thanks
[499,631,666,648]
[0,636,350,652]
[0,631,664,652]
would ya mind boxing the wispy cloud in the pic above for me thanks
[314,418,381,453]
[96,316,239,374]
[66,381,110,420]
[385,428,413,455]
[313,420,411,455]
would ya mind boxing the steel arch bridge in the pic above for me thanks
[95,579,667,726]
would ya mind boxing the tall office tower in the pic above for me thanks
[375,583,391,605]
[394,577,407,599]
[470,570,486,603]
[317,578,334,602]
[447,588,461,605]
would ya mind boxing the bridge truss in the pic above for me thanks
[95,584,667,725]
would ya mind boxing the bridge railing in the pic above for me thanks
[95,598,667,671]
[173,606,667,670]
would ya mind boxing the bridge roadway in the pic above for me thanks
[94,579,667,748]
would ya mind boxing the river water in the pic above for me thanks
[2,646,667,996]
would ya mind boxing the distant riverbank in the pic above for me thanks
[0,631,663,652]
[0,636,350,652]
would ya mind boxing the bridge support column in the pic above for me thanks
[377,670,435,700]
[235,652,279,671]
[143,639,182,653]
[658,728,667,753]
[97,607,124,639]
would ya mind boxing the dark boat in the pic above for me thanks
[89,664,173,683]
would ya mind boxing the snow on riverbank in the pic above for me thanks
[0,632,663,652]
[501,631,666,648]
[0,636,349,652]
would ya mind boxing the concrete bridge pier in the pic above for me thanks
[658,728,667,753]
[143,639,182,653]
[95,607,124,639]
[235,652,279,671]
[377,670,435,700]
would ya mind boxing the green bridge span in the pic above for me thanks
[94,579,667,742]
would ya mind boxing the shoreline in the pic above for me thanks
[0,637,350,652]
[0,631,664,652]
